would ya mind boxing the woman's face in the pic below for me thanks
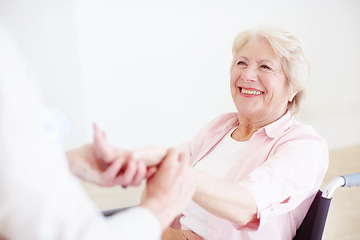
[230,38,294,123]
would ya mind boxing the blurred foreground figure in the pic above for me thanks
[0,23,194,240]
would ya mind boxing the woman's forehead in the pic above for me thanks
[239,39,277,57]
[237,40,282,66]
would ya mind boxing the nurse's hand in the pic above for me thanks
[161,228,203,240]
[141,148,196,232]
[66,124,152,187]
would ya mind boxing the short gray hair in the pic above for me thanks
[230,24,311,114]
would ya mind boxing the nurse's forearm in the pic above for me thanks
[191,168,258,226]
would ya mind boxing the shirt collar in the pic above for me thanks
[262,111,294,138]
[221,113,239,133]
[219,111,294,139]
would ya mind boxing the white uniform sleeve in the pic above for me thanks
[0,23,161,240]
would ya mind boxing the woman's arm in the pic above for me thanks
[192,168,258,226]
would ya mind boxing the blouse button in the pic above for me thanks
[210,225,217,231]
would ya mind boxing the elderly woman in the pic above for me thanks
[69,24,328,240]
[153,24,327,240]
[157,24,329,240]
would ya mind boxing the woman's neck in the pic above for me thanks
[232,111,287,141]
[231,123,259,142]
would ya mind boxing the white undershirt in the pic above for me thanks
[180,128,247,239]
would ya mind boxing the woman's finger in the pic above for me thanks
[114,158,137,186]
[131,161,147,186]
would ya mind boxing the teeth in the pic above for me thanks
[241,88,262,95]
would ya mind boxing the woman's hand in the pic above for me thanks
[162,227,203,240]
[131,145,167,167]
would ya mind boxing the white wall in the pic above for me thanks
[2,0,360,150]
[0,0,87,148]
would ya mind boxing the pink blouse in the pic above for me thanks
[177,112,329,240]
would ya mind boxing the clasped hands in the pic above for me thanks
[67,124,202,238]
[66,123,171,187]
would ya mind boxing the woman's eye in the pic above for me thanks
[260,65,271,70]
[237,61,247,66]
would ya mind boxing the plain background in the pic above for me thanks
[1,0,359,151]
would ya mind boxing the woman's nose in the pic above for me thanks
[241,66,258,82]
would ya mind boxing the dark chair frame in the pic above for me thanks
[293,172,360,240]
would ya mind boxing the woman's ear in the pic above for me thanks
[289,90,298,103]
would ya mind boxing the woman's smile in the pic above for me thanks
[239,87,264,96]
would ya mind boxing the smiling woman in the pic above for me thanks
[164,24,328,240]
[68,23,329,240]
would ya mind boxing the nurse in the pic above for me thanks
[0,23,194,240]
